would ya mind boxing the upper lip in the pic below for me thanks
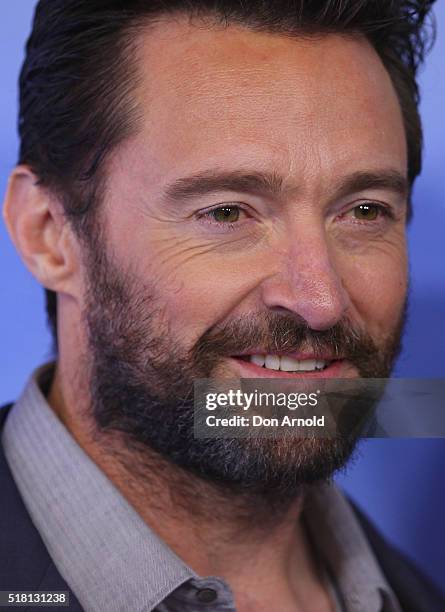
[231,350,341,361]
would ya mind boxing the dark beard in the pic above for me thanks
[83,235,406,504]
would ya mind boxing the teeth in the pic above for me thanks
[250,354,265,367]
[265,355,280,370]
[249,355,329,372]
[298,359,316,371]
[280,356,301,372]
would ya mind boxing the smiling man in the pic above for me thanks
[1,1,443,611]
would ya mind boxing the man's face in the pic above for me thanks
[81,20,408,494]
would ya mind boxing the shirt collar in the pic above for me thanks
[304,482,401,612]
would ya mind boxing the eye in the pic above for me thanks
[350,202,388,221]
[353,202,383,221]
[208,206,241,223]
[198,204,251,228]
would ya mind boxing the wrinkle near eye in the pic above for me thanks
[149,230,261,275]
[333,233,407,260]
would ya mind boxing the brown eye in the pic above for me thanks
[211,206,240,223]
[353,203,380,221]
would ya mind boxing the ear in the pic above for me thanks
[2,165,80,297]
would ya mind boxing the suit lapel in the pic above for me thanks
[0,404,83,610]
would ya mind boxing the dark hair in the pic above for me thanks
[18,0,436,351]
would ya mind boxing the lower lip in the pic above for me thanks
[228,357,352,379]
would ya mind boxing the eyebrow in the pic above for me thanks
[164,170,284,202]
[334,170,409,200]
[163,168,409,203]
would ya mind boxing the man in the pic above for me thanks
[1,1,443,610]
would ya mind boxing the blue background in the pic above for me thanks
[1,1,444,591]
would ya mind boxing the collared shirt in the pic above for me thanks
[2,363,401,612]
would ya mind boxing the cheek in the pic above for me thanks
[106,202,268,344]
[340,241,408,337]
[142,236,266,343]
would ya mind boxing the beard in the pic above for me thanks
[82,234,406,504]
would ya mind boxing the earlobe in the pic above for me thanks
[2,165,78,295]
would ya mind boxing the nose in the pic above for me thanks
[260,232,350,331]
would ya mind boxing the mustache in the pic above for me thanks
[190,311,403,379]
[193,312,377,361]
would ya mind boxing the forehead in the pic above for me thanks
[130,17,406,187]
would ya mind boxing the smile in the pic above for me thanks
[228,352,348,379]
[240,355,331,372]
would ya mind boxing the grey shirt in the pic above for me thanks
[2,364,401,612]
